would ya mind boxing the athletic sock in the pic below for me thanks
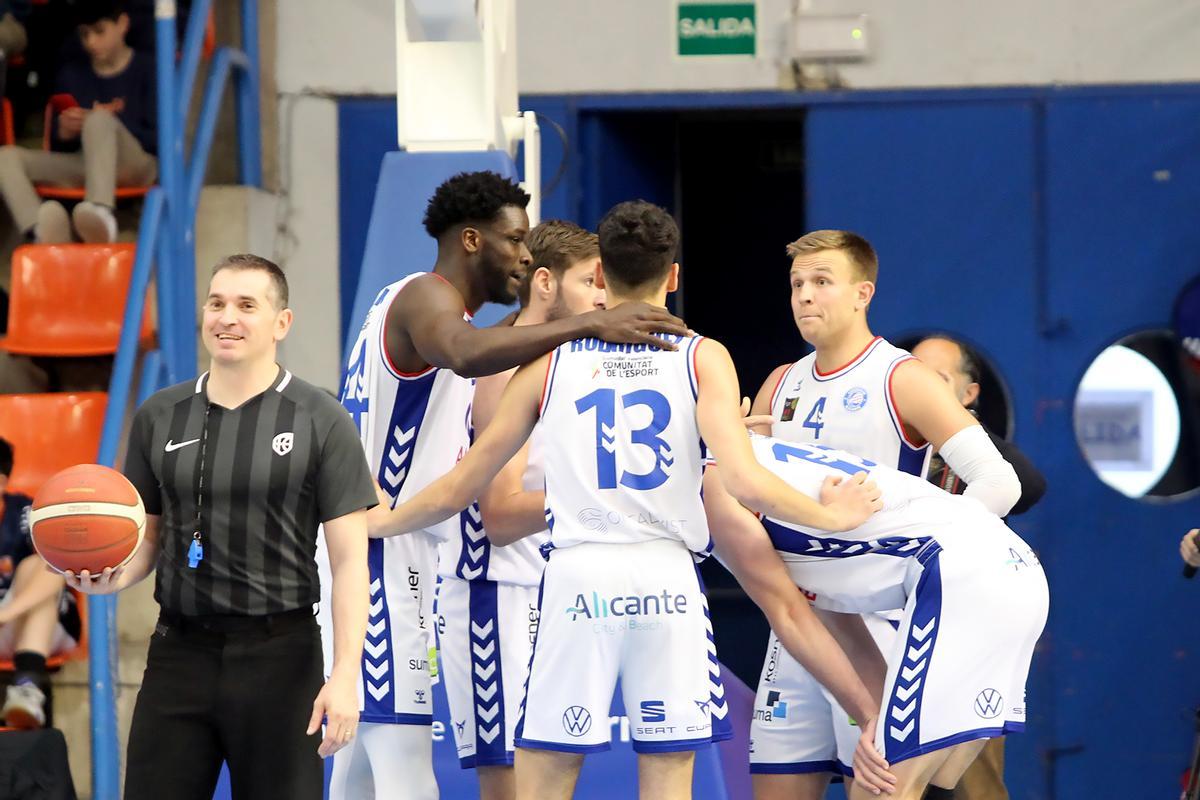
[12,650,49,688]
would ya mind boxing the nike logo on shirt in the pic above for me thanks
[164,438,200,452]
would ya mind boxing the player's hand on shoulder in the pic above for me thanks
[587,301,689,349]
[63,566,123,595]
[852,716,896,795]
[819,472,883,531]
[1181,529,1200,567]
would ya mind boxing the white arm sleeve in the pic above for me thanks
[937,425,1021,517]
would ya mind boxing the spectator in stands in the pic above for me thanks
[0,437,80,729]
[0,1,29,58]
[0,0,155,244]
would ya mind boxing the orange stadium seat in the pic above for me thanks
[0,393,108,498]
[0,244,155,357]
[37,95,152,202]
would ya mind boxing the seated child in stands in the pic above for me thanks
[0,0,155,244]
[0,437,80,729]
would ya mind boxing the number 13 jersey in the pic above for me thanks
[538,334,710,554]
[768,337,931,478]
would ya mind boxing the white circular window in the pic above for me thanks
[1074,334,1184,499]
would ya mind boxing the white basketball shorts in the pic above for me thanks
[514,538,733,754]
[437,575,540,767]
[317,530,440,723]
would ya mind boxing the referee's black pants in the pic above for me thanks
[124,609,324,800]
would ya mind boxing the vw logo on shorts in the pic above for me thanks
[974,688,1004,719]
[562,705,593,737]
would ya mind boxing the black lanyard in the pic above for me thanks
[188,403,212,569]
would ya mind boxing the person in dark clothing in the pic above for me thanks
[0,437,81,730]
[911,334,1047,800]
[67,255,375,800]
[0,0,156,244]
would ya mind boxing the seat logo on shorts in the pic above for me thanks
[562,706,593,737]
[974,688,1004,719]
[272,432,293,456]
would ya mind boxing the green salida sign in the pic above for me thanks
[677,2,757,57]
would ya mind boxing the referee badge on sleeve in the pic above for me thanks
[272,432,294,456]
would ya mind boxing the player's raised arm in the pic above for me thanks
[703,467,881,720]
[694,339,881,531]
[472,369,547,546]
[391,275,688,378]
[367,355,547,538]
[890,358,1020,516]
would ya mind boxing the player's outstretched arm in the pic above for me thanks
[704,467,882,719]
[891,358,1020,516]
[473,369,547,546]
[703,467,895,794]
[65,514,160,594]
[311,509,369,758]
[367,356,546,538]
[813,608,889,700]
[694,340,881,531]
[392,276,690,378]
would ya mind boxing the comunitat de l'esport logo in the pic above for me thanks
[564,590,688,634]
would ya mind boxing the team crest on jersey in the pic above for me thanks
[842,387,869,412]
[780,397,799,422]
[272,432,294,456]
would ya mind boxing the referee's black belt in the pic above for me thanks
[156,607,315,636]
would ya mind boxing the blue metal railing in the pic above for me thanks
[90,1,262,797]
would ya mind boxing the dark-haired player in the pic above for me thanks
[323,174,691,799]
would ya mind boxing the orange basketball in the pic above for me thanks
[29,464,146,575]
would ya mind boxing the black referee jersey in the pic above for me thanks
[123,367,377,617]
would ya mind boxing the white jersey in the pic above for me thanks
[332,272,474,724]
[342,273,475,532]
[769,337,931,477]
[437,426,549,586]
[538,334,710,553]
[744,433,993,614]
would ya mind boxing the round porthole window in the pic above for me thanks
[1074,330,1200,500]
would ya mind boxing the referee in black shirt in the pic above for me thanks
[68,254,374,800]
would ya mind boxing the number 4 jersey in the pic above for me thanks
[538,334,710,554]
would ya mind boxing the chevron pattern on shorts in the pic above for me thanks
[456,503,489,580]
[884,549,944,760]
[362,545,395,712]
[700,594,728,722]
[888,615,936,743]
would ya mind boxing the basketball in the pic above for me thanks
[28,464,146,575]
